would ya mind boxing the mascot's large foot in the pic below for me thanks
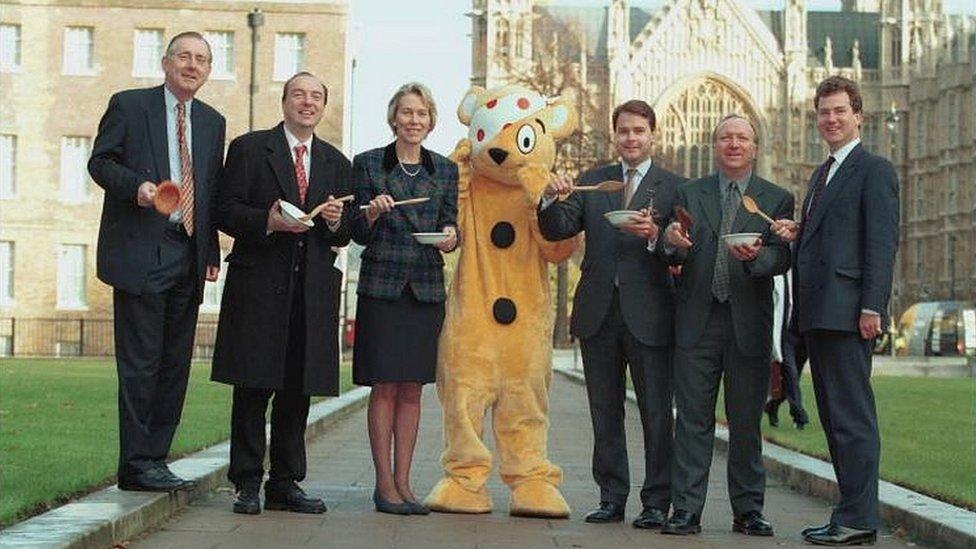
[509,480,570,519]
[424,478,492,514]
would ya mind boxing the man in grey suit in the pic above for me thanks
[538,100,684,529]
[772,76,899,546]
[660,115,793,537]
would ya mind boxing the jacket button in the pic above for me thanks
[294,266,300,272]
[298,241,304,248]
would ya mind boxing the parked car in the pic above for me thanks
[896,301,974,357]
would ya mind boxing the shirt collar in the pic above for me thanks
[829,137,861,166]
[283,125,314,154]
[381,141,436,174]
[163,85,193,116]
[718,170,752,194]
[621,157,652,180]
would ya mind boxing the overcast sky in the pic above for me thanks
[347,0,975,157]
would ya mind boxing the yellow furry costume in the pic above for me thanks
[424,85,578,518]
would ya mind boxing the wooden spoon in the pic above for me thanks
[300,194,355,221]
[741,195,775,225]
[571,180,626,193]
[358,196,430,211]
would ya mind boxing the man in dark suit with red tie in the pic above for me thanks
[211,72,352,515]
[773,76,899,546]
[89,32,225,492]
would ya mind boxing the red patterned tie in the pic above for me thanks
[294,144,308,205]
[176,102,195,236]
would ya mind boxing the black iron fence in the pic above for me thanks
[0,318,219,360]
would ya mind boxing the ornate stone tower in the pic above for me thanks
[471,0,535,88]
[606,0,632,103]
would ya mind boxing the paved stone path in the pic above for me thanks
[131,375,918,548]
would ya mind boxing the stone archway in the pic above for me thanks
[656,77,761,180]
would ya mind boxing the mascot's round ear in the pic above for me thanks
[458,86,486,126]
[543,97,578,139]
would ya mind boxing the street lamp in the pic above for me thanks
[247,9,264,132]
[885,102,901,356]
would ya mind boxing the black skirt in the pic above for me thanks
[353,289,445,386]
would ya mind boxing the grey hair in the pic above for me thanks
[711,113,760,146]
[387,82,438,135]
[165,31,212,62]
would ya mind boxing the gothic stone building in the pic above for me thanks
[470,0,975,316]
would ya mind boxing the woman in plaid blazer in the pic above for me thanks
[351,83,459,515]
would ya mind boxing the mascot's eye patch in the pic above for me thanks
[516,125,537,154]
[490,222,515,248]
[493,298,517,325]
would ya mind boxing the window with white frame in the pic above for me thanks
[273,33,305,81]
[63,26,95,75]
[133,28,163,77]
[948,170,959,213]
[0,24,21,72]
[60,136,91,202]
[0,134,15,198]
[201,250,227,312]
[0,241,12,306]
[205,31,234,79]
[57,244,87,309]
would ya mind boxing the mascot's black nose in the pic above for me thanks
[488,148,509,165]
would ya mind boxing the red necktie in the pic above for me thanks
[294,144,308,205]
[176,102,195,235]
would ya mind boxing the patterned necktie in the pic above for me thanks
[803,155,836,226]
[176,102,194,236]
[712,180,741,302]
[623,167,638,207]
[294,144,309,205]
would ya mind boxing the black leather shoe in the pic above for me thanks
[233,480,261,515]
[372,490,413,515]
[764,400,780,427]
[157,464,197,490]
[584,502,625,523]
[118,467,186,492]
[661,510,701,535]
[632,507,667,529]
[733,511,774,536]
[264,483,326,514]
[802,523,832,537]
[404,499,431,515]
[804,524,877,546]
[791,407,810,430]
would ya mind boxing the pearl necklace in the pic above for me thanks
[398,158,421,177]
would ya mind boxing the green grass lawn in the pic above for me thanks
[0,358,354,527]
[716,375,976,510]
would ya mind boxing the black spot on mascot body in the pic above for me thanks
[491,222,515,248]
[493,298,517,324]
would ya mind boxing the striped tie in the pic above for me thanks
[176,102,195,236]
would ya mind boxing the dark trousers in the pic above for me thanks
[579,290,673,510]
[114,233,198,478]
[769,331,808,420]
[806,330,879,530]
[671,302,768,517]
[228,271,311,491]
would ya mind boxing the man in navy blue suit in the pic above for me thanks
[773,76,899,546]
[89,32,225,492]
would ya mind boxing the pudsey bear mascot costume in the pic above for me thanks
[424,85,578,518]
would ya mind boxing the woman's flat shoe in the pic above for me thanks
[404,499,431,515]
[373,490,413,515]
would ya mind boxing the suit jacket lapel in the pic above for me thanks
[696,174,722,235]
[802,144,863,244]
[190,103,211,212]
[266,123,301,206]
[627,166,660,211]
[305,137,333,208]
[145,86,170,181]
[731,174,764,233]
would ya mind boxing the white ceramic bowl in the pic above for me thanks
[721,232,762,248]
[603,210,641,227]
[412,232,450,245]
[279,200,314,227]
